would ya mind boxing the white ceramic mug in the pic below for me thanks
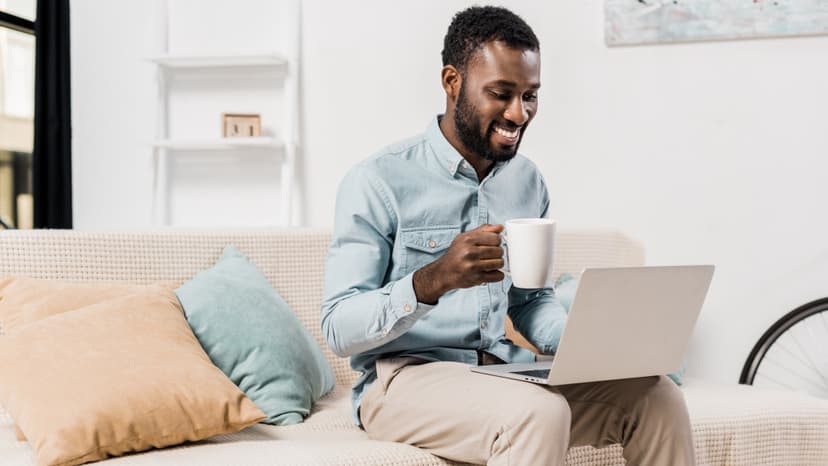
[501,218,556,289]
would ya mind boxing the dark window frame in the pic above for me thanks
[3,1,74,230]
[0,10,34,36]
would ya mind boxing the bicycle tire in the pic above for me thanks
[740,297,828,386]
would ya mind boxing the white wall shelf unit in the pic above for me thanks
[147,54,288,69]
[149,0,300,228]
[151,137,284,151]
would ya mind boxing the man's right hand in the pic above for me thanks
[412,224,505,305]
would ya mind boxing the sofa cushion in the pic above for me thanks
[175,245,336,425]
[682,378,828,466]
[0,285,265,466]
[6,380,827,466]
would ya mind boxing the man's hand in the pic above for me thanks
[412,224,505,304]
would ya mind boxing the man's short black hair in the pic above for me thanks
[441,6,539,73]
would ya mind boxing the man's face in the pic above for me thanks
[453,41,540,162]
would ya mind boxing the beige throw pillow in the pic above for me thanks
[0,276,176,333]
[0,285,265,466]
[0,277,180,442]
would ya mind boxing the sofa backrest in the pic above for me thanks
[0,228,644,388]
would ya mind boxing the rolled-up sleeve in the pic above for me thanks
[507,288,567,354]
[321,166,434,357]
[506,173,566,354]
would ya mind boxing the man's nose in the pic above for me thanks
[504,97,529,126]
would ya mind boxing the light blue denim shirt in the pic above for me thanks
[322,116,567,425]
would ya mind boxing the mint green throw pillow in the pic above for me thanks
[175,246,335,425]
[554,273,685,386]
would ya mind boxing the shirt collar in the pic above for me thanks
[425,115,509,179]
[426,115,464,176]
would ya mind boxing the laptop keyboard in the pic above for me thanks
[513,369,550,379]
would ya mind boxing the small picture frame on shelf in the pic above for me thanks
[222,113,262,137]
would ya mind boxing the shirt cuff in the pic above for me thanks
[536,319,566,355]
[386,272,434,332]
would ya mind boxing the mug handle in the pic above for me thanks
[498,233,510,276]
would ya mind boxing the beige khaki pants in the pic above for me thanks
[360,358,695,466]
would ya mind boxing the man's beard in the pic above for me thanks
[453,85,523,163]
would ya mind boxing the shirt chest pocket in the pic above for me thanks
[399,226,461,274]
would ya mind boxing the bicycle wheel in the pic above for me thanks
[739,298,828,399]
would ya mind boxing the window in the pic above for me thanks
[0,0,35,229]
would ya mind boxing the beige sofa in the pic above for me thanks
[1,228,827,466]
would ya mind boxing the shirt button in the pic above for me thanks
[382,328,390,336]
[403,303,412,313]
[427,239,437,248]
[480,321,487,330]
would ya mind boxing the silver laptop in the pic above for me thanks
[472,265,714,385]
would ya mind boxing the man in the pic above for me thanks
[322,6,695,465]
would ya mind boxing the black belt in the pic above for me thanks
[477,350,506,366]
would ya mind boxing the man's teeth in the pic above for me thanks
[494,126,519,138]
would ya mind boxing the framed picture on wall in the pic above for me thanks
[606,0,828,46]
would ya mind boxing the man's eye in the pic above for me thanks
[489,91,510,100]
[524,93,538,103]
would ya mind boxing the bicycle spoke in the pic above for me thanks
[754,372,797,392]
[803,316,828,384]
[772,339,813,375]
[820,312,828,367]
[761,352,828,396]
[769,339,827,389]
[784,320,828,388]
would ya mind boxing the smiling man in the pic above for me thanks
[322,6,695,465]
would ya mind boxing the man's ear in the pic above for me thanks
[441,65,461,101]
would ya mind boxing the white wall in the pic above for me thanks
[71,0,164,228]
[72,0,296,228]
[72,0,828,384]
